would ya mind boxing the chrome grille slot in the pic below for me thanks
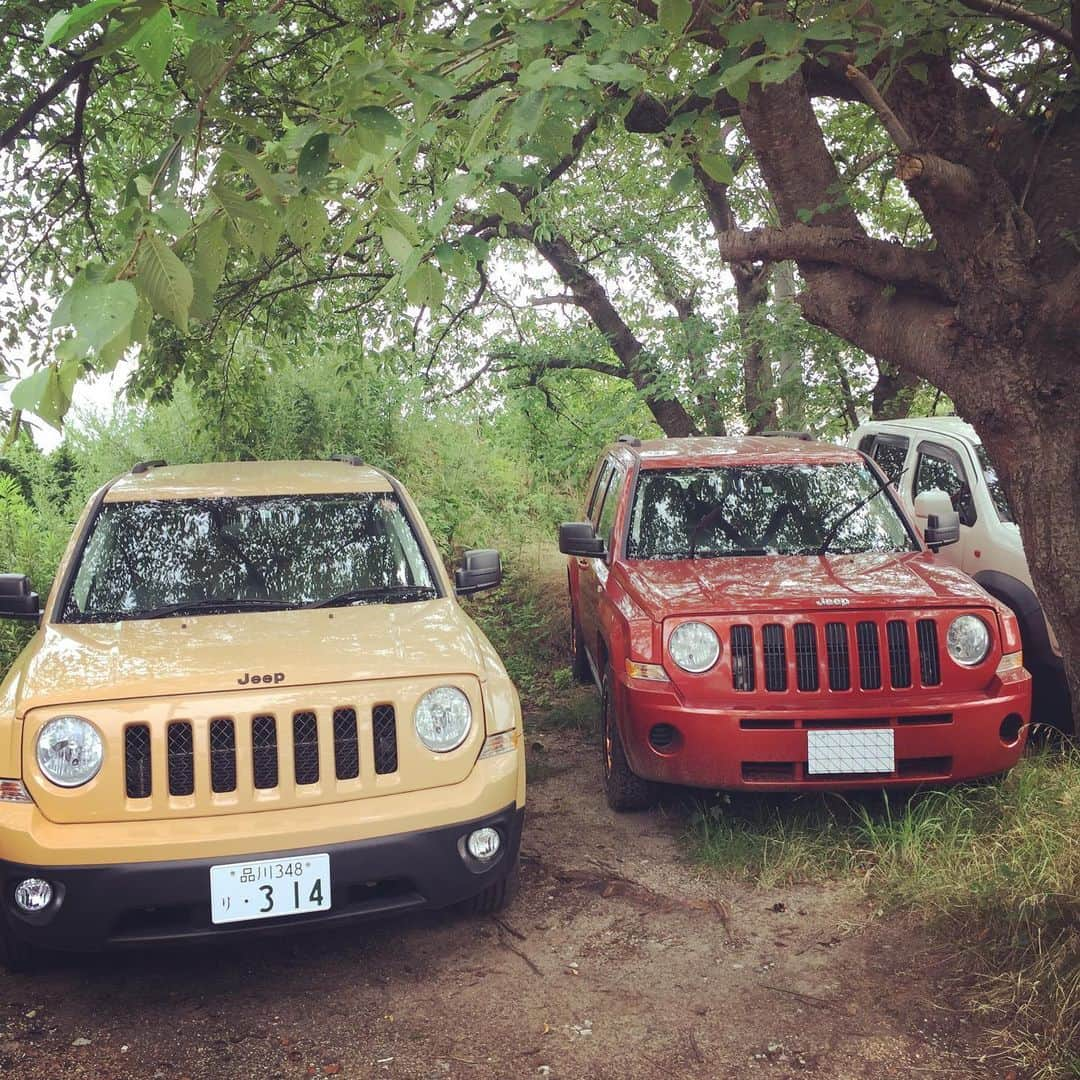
[167,721,195,796]
[762,624,787,691]
[292,711,320,785]
[730,625,755,691]
[333,707,360,780]
[251,714,278,790]
[124,724,152,799]
[886,620,912,688]
[794,623,819,691]
[209,717,237,793]
[825,622,850,691]
[917,619,941,685]
[855,621,882,690]
[373,704,398,774]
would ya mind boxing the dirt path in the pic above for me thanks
[0,722,997,1080]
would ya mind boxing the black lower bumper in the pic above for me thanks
[1,804,523,952]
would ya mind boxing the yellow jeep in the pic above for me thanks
[0,459,524,968]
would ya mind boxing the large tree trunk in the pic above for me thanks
[871,362,919,420]
[771,261,805,429]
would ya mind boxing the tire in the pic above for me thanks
[600,665,659,812]
[570,609,592,684]
[458,855,520,916]
[0,927,37,975]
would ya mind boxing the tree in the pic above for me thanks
[1,0,1076,717]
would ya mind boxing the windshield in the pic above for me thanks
[63,493,438,622]
[975,445,1013,522]
[626,463,918,559]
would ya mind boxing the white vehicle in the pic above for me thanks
[852,417,1071,732]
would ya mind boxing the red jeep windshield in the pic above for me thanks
[626,463,918,559]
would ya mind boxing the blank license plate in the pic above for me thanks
[807,729,894,775]
[209,853,331,925]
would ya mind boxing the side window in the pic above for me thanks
[914,442,976,527]
[858,434,876,454]
[586,460,613,524]
[870,436,909,484]
[596,468,626,551]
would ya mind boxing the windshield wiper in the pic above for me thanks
[816,467,907,556]
[310,584,438,609]
[97,598,294,621]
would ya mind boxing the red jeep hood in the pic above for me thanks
[618,552,992,620]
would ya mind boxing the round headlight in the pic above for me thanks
[36,716,103,787]
[946,615,990,667]
[414,687,472,752]
[668,621,721,673]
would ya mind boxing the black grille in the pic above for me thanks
[252,714,278,789]
[825,622,850,690]
[730,625,755,691]
[373,704,397,774]
[793,623,819,691]
[648,723,677,750]
[762,624,787,691]
[333,707,360,780]
[209,718,237,793]
[916,619,941,685]
[167,721,195,796]
[855,621,882,690]
[886,620,912,688]
[124,725,152,799]
[293,712,320,785]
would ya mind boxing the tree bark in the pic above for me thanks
[871,362,919,420]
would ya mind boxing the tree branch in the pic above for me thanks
[0,57,96,152]
[717,225,954,296]
[955,0,1074,52]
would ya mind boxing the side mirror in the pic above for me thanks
[455,549,502,595]
[0,574,40,620]
[559,522,605,558]
[915,490,960,551]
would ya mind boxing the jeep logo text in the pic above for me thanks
[237,672,286,685]
[816,597,851,607]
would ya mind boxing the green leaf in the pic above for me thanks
[719,55,765,89]
[51,279,138,356]
[236,203,282,258]
[285,195,329,250]
[224,144,283,205]
[758,54,804,86]
[411,72,457,98]
[298,133,330,189]
[405,263,445,309]
[128,6,173,82]
[379,226,413,265]
[459,235,488,263]
[185,40,223,91]
[668,166,693,194]
[136,231,193,331]
[697,153,734,185]
[509,91,544,138]
[352,106,402,137]
[10,367,71,430]
[658,0,692,37]
[153,198,192,237]
[43,0,126,48]
[190,216,227,321]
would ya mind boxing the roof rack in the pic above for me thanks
[617,434,642,447]
[329,454,365,466]
[760,430,812,442]
[130,459,166,474]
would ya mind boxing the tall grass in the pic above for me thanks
[691,751,1080,1077]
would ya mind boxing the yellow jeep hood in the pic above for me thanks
[15,599,485,714]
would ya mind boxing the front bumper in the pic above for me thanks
[617,669,1032,791]
[2,804,524,952]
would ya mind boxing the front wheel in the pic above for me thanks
[601,666,659,812]
[0,927,37,974]
[458,855,520,916]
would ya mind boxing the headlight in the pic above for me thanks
[36,716,103,787]
[668,621,720,673]
[414,687,472,752]
[946,615,991,666]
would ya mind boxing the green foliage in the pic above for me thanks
[690,751,1080,1078]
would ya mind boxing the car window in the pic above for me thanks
[869,436,909,484]
[857,434,876,454]
[587,460,613,524]
[914,443,976,527]
[596,467,626,551]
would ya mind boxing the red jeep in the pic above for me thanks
[560,435,1031,810]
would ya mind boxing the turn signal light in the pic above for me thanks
[625,659,670,682]
[479,730,519,759]
[995,652,1025,676]
[0,779,31,803]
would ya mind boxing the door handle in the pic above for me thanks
[576,558,590,568]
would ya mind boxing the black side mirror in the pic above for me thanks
[0,574,40,620]
[924,511,960,551]
[559,522,605,558]
[455,549,502,594]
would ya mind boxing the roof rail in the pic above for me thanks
[617,434,642,447]
[130,459,166,474]
[329,454,365,466]
[760,430,812,442]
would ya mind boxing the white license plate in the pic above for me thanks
[209,853,331,925]
[807,729,895,775]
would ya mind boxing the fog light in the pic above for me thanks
[14,878,52,913]
[467,827,501,861]
[999,713,1024,746]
